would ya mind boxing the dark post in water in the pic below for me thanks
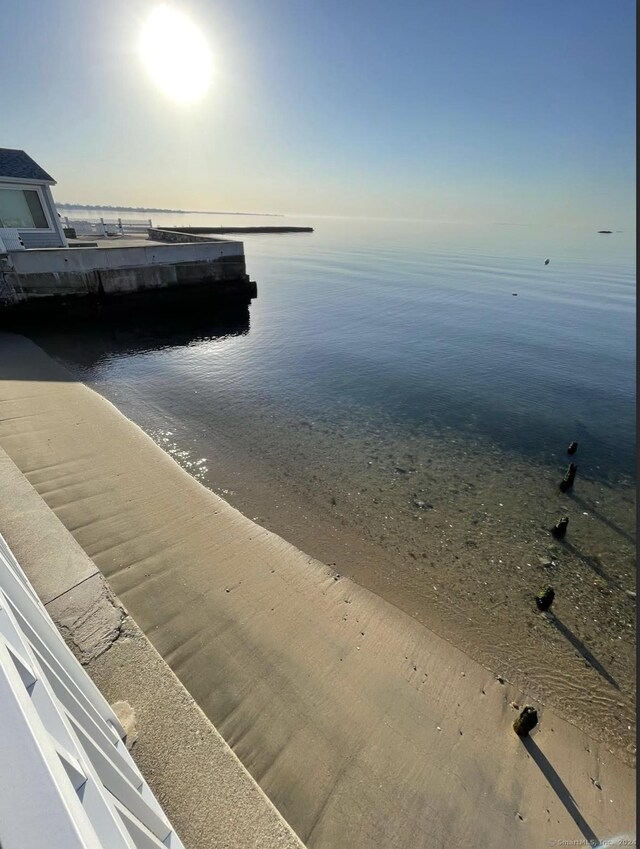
[559,463,577,492]
[535,586,555,611]
[513,706,538,737]
[551,516,569,539]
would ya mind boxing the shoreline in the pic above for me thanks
[46,354,636,762]
[0,332,634,848]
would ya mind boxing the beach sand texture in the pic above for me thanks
[0,333,634,849]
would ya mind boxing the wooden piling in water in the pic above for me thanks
[513,705,538,736]
[551,516,569,539]
[559,463,577,492]
[535,586,555,611]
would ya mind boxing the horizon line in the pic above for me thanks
[56,202,283,217]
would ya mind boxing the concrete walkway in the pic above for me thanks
[0,445,305,849]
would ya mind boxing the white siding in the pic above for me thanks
[19,230,65,248]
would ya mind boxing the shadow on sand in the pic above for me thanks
[560,540,620,590]
[568,492,636,547]
[545,611,620,690]
[522,736,600,847]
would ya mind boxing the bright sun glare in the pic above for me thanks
[139,5,213,104]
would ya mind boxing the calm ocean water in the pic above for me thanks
[50,211,636,481]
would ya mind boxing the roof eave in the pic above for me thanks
[0,175,56,186]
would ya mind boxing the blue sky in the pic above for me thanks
[1,0,635,224]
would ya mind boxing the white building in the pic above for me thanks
[0,148,67,250]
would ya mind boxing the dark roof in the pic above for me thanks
[0,149,55,183]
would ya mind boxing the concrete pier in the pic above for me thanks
[0,234,256,321]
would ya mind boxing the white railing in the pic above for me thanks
[0,533,185,849]
[62,217,153,237]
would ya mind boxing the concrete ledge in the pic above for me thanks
[0,448,99,604]
[0,445,305,849]
[8,240,243,274]
[47,573,127,665]
[0,264,256,318]
[89,623,305,849]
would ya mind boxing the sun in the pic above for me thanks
[139,5,213,104]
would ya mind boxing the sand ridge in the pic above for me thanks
[0,333,634,848]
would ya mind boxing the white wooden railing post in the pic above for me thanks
[0,533,186,849]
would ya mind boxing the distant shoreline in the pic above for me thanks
[56,203,283,217]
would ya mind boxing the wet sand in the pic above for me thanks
[145,398,635,760]
[0,333,635,848]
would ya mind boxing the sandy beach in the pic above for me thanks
[0,332,635,848]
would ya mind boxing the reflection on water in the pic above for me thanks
[29,304,250,370]
[50,214,637,480]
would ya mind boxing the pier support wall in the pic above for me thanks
[0,240,255,318]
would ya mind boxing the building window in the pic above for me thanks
[0,189,49,229]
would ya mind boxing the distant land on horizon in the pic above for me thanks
[56,202,282,217]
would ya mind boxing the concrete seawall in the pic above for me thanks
[0,238,256,318]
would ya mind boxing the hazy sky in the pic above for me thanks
[1,0,635,224]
